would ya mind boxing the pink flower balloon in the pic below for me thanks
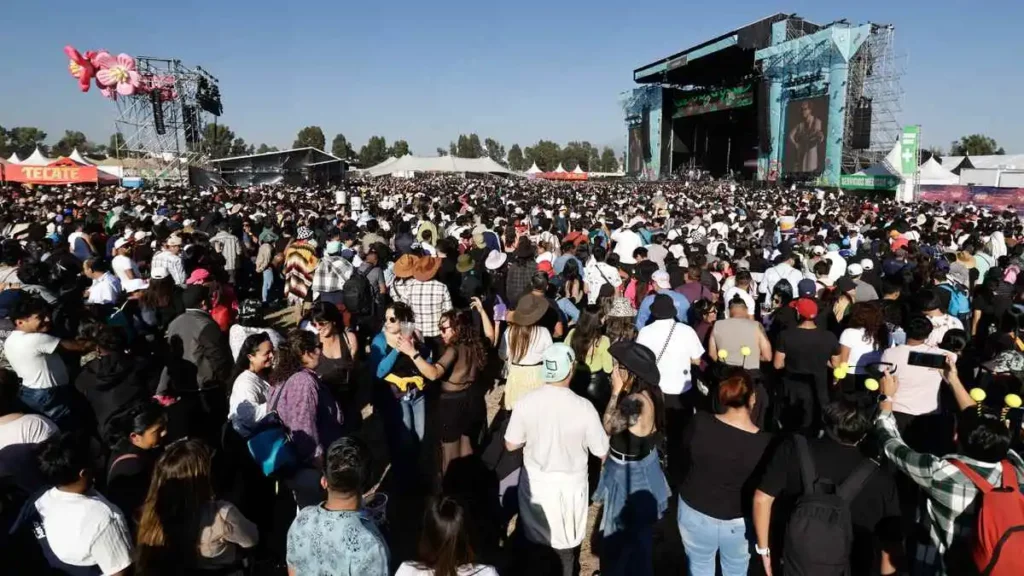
[93,52,141,96]
[63,45,94,92]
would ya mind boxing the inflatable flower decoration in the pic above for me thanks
[64,45,95,92]
[92,52,141,98]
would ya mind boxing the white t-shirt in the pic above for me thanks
[0,413,58,448]
[87,273,122,305]
[636,319,705,395]
[4,331,69,389]
[498,326,553,366]
[111,255,140,283]
[505,385,609,476]
[34,488,133,575]
[825,252,847,284]
[229,371,270,437]
[396,563,498,576]
[839,327,882,374]
[881,344,951,416]
[584,261,622,305]
[611,229,643,265]
[723,286,756,317]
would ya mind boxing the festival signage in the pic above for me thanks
[539,172,588,181]
[839,174,900,190]
[4,163,99,184]
[673,85,754,118]
[900,126,920,176]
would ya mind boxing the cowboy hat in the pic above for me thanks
[456,254,475,273]
[394,254,418,279]
[510,293,548,326]
[413,256,442,282]
[609,341,660,386]
[485,250,507,270]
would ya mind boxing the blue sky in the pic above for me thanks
[1,0,1021,155]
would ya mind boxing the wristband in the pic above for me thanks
[755,544,770,556]
[412,353,421,360]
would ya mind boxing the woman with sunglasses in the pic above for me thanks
[309,302,361,433]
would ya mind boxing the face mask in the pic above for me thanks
[326,241,342,254]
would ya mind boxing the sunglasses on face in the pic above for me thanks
[386,316,398,324]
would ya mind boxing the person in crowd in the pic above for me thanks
[27,432,134,575]
[228,332,275,437]
[111,237,140,283]
[255,227,279,303]
[75,322,154,439]
[499,293,554,411]
[505,343,609,576]
[837,301,890,392]
[287,436,389,576]
[106,401,167,531]
[709,295,772,375]
[759,248,804,312]
[269,330,344,506]
[919,288,966,347]
[584,244,622,306]
[311,237,355,304]
[309,302,360,430]
[393,255,453,355]
[754,400,902,576]
[848,263,879,302]
[228,299,284,361]
[211,221,243,284]
[773,297,840,433]
[677,370,770,576]
[151,233,187,286]
[603,296,638,345]
[566,309,614,413]
[284,226,319,306]
[634,270,689,329]
[0,368,58,491]
[593,341,669,576]
[396,495,499,576]
[141,269,186,333]
[136,439,258,574]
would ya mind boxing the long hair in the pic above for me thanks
[142,276,176,309]
[604,315,637,346]
[846,301,890,349]
[570,310,603,365]
[440,309,487,371]
[229,332,272,384]
[614,365,665,438]
[413,496,476,576]
[135,439,214,575]
[507,323,538,364]
[269,330,319,385]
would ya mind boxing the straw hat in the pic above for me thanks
[413,256,442,282]
[394,254,418,279]
[456,254,475,273]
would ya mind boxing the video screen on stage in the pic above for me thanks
[627,111,649,174]
[783,96,829,175]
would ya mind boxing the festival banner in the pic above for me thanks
[539,172,588,181]
[900,125,920,176]
[840,174,900,190]
[4,163,99,184]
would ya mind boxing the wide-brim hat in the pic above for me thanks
[456,254,475,273]
[510,293,548,326]
[514,240,535,260]
[609,341,660,385]
[394,254,418,279]
[413,256,442,282]
[485,250,507,270]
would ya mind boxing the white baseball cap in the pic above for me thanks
[653,270,671,290]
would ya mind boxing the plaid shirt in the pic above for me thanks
[876,410,1024,574]
[311,255,354,297]
[151,250,187,286]
[392,279,451,338]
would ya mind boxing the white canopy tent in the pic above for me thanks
[525,162,542,175]
[572,165,585,174]
[68,148,94,165]
[6,152,20,164]
[918,157,959,185]
[21,147,53,166]
[364,155,515,178]
[553,163,567,173]
[854,140,901,178]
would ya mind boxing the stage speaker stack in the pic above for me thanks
[757,80,771,153]
[151,90,166,136]
[851,101,872,150]
[183,105,199,147]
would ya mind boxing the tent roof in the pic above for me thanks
[855,140,901,177]
[21,147,52,166]
[554,163,567,173]
[918,156,959,185]
[525,162,542,174]
[365,155,514,177]
[572,165,585,174]
[208,146,344,165]
[968,154,1024,170]
[6,152,20,164]
[68,148,94,165]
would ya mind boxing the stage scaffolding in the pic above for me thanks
[842,25,904,174]
[111,57,212,185]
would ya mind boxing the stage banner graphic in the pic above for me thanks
[4,164,99,184]
[672,85,754,118]
[900,126,920,176]
[840,174,900,190]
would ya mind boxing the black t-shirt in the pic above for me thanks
[677,412,772,520]
[778,326,839,377]
[759,436,901,575]
[973,284,1013,341]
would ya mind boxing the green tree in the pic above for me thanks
[455,133,485,158]
[359,136,389,167]
[389,139,411,157]
[255,143,279,154]
[0,126,8,157]
[587,146,601,172]
[293,126,326,150]
[6,127,48,158]
[107,132,127,157]
[484,138,506,165]
[507,144,525,171]
[229,137,249,157]
[331,133,353,159]
[599,147,619,172]
[51,130,89,158]
[202,124,235,159]
[524,140,562,172]
[950,134,1004,156]
[436,147,447,157]
[561,141,592,171]
[449,142,457,156]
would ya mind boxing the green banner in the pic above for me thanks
[839,174,900,190]
[672,85,754,118]
[900,125,920,176]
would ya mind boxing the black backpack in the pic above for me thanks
[782,436,876,576]
[342,270,374,318]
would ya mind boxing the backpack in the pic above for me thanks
[782,436,876,576]
[342,269,373,317]
[949,459,1024,576]
[939,283,970,318]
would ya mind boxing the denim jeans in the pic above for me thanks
[676,495,751,576]
[19,386,73,428]
[262,268,274,303]
[399,392,426,441]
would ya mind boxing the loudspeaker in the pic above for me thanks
[182,105,199,147]
[851,102,872,150]
[757,80,771,153]
[151,90,165,135]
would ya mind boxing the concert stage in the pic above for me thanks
[622,13,901,186]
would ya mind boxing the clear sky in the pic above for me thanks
[1,0,1021,155]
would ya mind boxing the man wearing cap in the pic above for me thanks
[210,221,242,284]
[505,343,609,576]
[111,237,139,283]
[774,297,839,432]
[847,263,879,302]
[151,233,187,286]
[759,249,803,312]
[635,271,690,330]
[311,237,355,306]
[611,220,643,266]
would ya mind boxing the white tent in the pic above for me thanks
[68,148,94,165]
[6,152,20,164]
[21,147,53,166]
[855,140,901,178]
[572,165,585,174]
[918,157,959,185]
[525,162,542,175]
[969,154,1024,170]
[553,163,567,174]
[364,155,515,178]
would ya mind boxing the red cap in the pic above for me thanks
[537,261,554,277]
[891,237,909,251]
[792,297,818,320]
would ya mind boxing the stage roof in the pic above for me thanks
[208,146,343,166]
[633,14,821,87]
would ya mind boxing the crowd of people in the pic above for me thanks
[0,174,1023,576]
